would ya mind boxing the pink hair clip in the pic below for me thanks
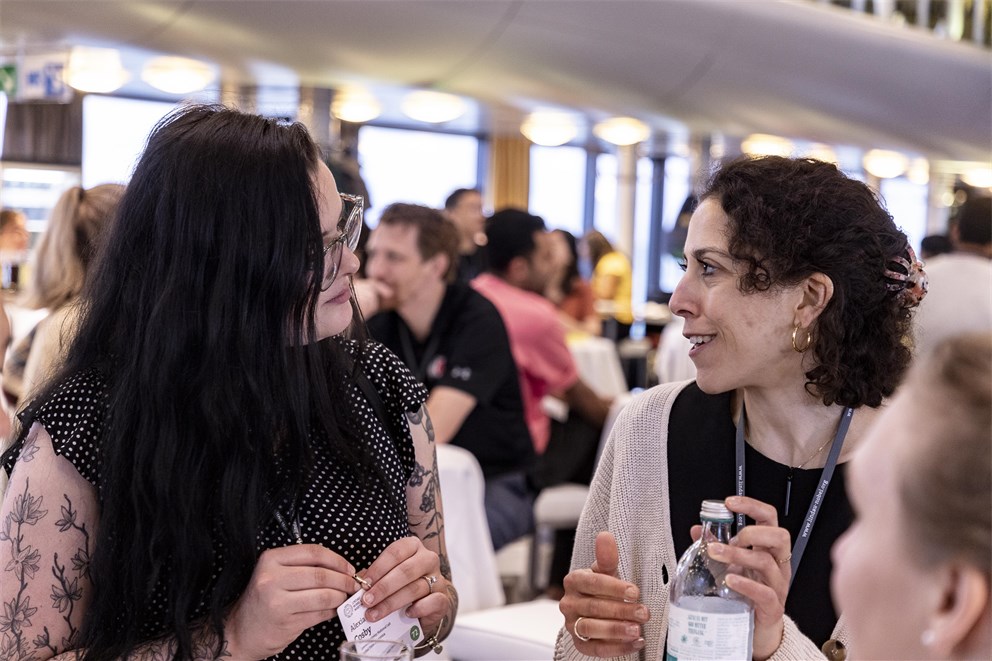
[884,245,928,308]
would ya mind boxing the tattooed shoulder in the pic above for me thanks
[405,406,434,444]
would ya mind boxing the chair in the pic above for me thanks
[435,444,505,614]
[435,445,563,659]
[529,393,634,591]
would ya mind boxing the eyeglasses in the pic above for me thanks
[321,192,364,291]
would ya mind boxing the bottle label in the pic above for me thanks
[666,601,752,660]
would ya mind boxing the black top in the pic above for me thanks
[1,340,428,658]
[667,382,852,647]
[367,282,533,478]
[456,247,488,284]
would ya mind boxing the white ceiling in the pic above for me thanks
[2,0,990,162]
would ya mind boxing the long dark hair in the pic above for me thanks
[20,105,368,658]
[703,155,913,407]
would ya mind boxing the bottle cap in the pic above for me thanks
[700,499,733,522]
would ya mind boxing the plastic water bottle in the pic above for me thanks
[666,499,754,660]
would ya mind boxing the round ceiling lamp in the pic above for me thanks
[741,133,794,157]
[593,116,650,146]
[906,158,930,185]
[400,90,466,124]
[331,87,382,123]
[520,110,579,147]
[961,165,992,188]
[863,149,909,179]
[65,46,130,93]
[141,56,215,94]
[804,143,838,164]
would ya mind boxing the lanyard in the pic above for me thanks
[735,404,854,590]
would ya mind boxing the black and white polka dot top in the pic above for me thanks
[2,340,428,657]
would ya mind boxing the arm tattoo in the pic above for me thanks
[0,476,47,656]
[404,407,434,444]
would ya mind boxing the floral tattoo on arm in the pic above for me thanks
[1,433,92,658]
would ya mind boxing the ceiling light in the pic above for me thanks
[804,143,838,164]
[960,165,992,188]
[741,133,794,157]
[863,149,909,179]
[65,46,129,93]
[593,116,650,146]
[331,87,382,123]
[400,90,466,124]
[906,158,930,185]
[520,110,579,147]
[141,56,215,94]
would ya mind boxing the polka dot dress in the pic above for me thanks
[2,340,428,658]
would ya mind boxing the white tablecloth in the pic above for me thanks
[434,444,505,614]
[567,334,627,398]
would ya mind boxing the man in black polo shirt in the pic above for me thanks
[365,202,535,550]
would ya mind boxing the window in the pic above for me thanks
[357,126,479,226]
[657,156,692,295]
[82,96,179,187]
[880,177,929,254]
[529,145,586,235]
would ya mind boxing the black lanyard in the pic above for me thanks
[735,404,854,590]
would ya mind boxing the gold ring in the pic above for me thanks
[573,616,592,643]
[778,552,793,565]
[421,574,437,595]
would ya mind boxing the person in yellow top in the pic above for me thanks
[584,230,634,338]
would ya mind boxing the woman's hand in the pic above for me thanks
[359,536,452,636]
[224,544,358,660]
[559,531,648,657]
[692,496,791,661]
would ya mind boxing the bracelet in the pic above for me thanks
[413,615,447,655]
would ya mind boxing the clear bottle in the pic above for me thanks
[666,500,754,660]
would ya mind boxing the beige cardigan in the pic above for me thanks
[554,381,845,660]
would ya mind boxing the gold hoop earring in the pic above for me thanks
[792,325,812,353]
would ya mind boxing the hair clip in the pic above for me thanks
[883,244,928,308]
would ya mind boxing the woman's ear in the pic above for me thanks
[794,272,834,328]
[924,563,991,659]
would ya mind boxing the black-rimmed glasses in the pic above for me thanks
[321,193,364,291]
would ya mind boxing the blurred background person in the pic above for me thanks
[474,209,610,457]
[444,187,488,283]
[546,229,600,337]
[366,202,535,551]
[920,233,954,260]
[583,230,633,340]
[0,208,30,291]
[0,208,29,253]
[20,184,124,401]
[832,332,991,660]
[913,195,992,355]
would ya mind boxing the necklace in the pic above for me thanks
[783,437,832,516]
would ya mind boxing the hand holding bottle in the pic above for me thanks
[688,496,791,661]
[559,531,648,656]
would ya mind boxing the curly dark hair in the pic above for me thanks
[702,155,914,408]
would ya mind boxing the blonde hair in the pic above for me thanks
[902,332,992,576]
[27,184,124,309]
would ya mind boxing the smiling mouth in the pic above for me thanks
[687,335,715,346]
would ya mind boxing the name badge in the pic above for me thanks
[336,588,423,648]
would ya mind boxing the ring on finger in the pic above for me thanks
[573,616,592,643]
[420,574,438,595]
[777,552,792,565]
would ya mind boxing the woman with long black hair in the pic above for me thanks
[0,105,455,659]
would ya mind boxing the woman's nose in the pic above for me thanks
[340,246,361,280]
[669,276,694,319]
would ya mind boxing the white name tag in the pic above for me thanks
[337,588,423,648]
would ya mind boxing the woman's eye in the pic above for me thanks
[676,258,688,272]
[700,261,716,275]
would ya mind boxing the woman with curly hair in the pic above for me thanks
[557,155,926,660]
[0,105,456,659]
